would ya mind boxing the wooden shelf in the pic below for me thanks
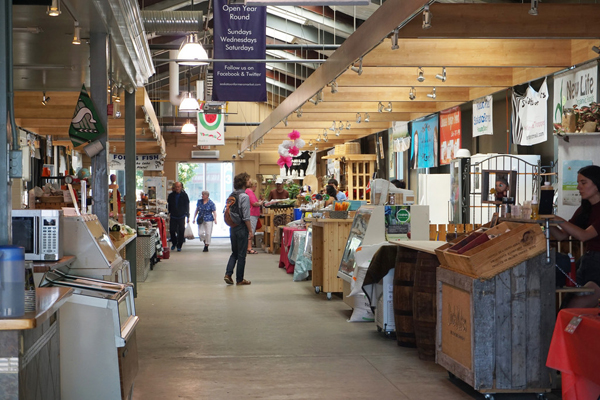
[322,154,377,161]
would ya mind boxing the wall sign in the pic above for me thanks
[554,62,598,126]
[410,114,438,169]
[108,154,164,171]
[472,95,493,137]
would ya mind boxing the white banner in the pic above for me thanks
[108,154,164,171]
[197,112,225,146]
[472,95,493,137]
[553,62,598,126]
[512,79,548,146]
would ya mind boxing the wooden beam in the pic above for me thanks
[322,86,472,102]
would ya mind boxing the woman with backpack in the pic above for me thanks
[193,190,217,252]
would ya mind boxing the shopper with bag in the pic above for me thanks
[224,172,253,286]
[167,182,190,252]
[193,190,217,252]
[246,179,263,254]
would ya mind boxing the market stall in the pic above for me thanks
[279,225,307,274]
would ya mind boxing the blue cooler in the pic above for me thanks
[0,245,25,317]
[293,208,303,221]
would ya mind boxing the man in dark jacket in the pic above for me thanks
[167,181,190,252]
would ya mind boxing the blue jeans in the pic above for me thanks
[226,225,249,283]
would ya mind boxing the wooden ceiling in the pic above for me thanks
[241,2,600,153]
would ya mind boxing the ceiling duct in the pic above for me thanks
[142,11,203,34]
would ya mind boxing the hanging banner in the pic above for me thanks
[69,84,106,147]
[212,0,267,102]
[472,95,493,137]
[108,154,164,171]
[197,109,225,146]
[410,114,438,169]
[280,151,315,178]
[512,79,548,146]
[439,107,461,165]
[553,62,598,126]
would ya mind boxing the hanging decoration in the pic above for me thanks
[278,130,304,168]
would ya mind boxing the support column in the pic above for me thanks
[90,32,109,232]
[0,0,11,245]
[124,90,137,296]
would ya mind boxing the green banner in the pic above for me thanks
[69,85,105,147]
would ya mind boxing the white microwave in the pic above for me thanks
[12,209,64,261]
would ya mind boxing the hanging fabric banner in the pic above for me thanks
[472,95,493,137]
[280,151,315,178]
[69,84,106,147]
[108,154,164,171]
[212,0,267,102]
[512,79,548,146]
[410,114,438,169]
[553,62,598,127]
[197,109,225,146]
[439,107,461,165]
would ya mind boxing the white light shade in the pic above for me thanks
[177,34,209,66]
[179,93,200,112]
[181,121,196,134]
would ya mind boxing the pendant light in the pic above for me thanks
[181,120,196,134]
[177,33,209,66]
[179,92,200,112]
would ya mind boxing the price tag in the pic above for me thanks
[565,316,583,334]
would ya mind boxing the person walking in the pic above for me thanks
[246,179,263,254]
[167,182,190,252]
[193,190,217,252]
[224,172,253,286]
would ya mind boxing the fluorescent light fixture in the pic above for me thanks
[41,92,50,106]
[179,92,200,112]
[364,113,370,122]
[417,67,425,82]
[181,120,196,134]
[409,87,416,100]
[435,67,446,82]
[72,22,81,45]
[356,113,362,123]
[391,28,399,50]
[427,87,437,99]
[177,33,209,66]
[266,7,307,25]
[47,0,61,16]
[529,0,538,15]
[422,5,432,29]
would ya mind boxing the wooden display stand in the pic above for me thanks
[261,207,294,254]
[323,154,376,202]
[311,218,353,299]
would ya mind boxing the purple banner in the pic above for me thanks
[213,0,267,102]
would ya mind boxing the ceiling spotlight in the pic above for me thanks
[391,28,399,51]
[385,102,393,112]
[46,0,61,16]
[593,45,600,54]
[41,92,50,106]
[356,113,362,124]
[323,134,328,142]
[72,22,81,45]
[409,87,416,101]
[329,121,336,131]
[335,130,340,137]
[378,102,384,113]
[427,87,437,99]
[529,0,538,16]
[365,113,370,123]
[417,67,425,82]
[308,140,312,147]
[181,120,196,134]
[283,117,288,127]
[338,121,344,130]
[316,134,321,142]
[435,67,446,82]
[179,92,200,112]
[346,121,351,130]
[330,80,338,94]
[314,145,319,151]
[422,5,432,29]
[351,58,363,76]
[177,33,209,66]
[296,107,303,118]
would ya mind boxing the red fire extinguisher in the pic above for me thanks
[566,253,577,287]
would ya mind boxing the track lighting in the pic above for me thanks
[378,102,384,113]
[296,108,303,118]
[422,5,432,29]
[41,92,50,106]
[351,58,363,76]
[177,33,209,66]
[417,67,425,82]
[179,92,200,112]
[283,117,288,127]
[385,102,393,112]
[435,67,446,82]
[335,130,340,137]
[365,113,370,123]
[356,113,362,124]
[391,28,399,50]
[181,120,196,134]
[330,80,338,94]
[346,121,351,130]
[316,134,321,142]
[338,121,344,130]
[308,90,323,105]
[323,133,328,142]
[529,0,538,16]
[409,87,416,101]
[329,121,336,131]
[72,22,81,45]
[308,140,312,147]
[46,0,61,16]
[427,87,437,99]
[593,45,600,54]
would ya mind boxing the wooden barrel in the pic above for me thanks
[413,251,439,361]
[393,248,418,347]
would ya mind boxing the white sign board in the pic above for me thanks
[472,95,493,137]
[512,79,549,146]
[108,154,164,171]
[553,62,598,126]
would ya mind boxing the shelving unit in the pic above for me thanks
[323,154,377,202]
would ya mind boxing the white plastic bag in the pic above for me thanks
[348,294,375,322]
[184,224,195,240]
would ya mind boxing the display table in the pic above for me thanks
[136,234,155,282]
[547,308,600,400]
[311,217,353,299]
[0,287,73,400]
[279,226,306,273]
[138,216,168,258]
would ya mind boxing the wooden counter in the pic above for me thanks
[388,240,446,255]
[311,217,353,298]
[111,233,137,253]
[0,287,73,330]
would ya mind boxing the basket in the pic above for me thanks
[335,144,345,155]
[345,142,361,154]
[328,210,348,219]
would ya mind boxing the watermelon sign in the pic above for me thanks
[197,109,224,146]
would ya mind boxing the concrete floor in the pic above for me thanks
[132,238,560,400]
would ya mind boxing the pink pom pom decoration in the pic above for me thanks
[288,130,301,140]
[284,156,293,168]
[288,146,300,156]
[277,156,287,168]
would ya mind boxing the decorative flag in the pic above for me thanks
[69,84,105,147]
[473,95,493,137]
[197,109,224,146]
